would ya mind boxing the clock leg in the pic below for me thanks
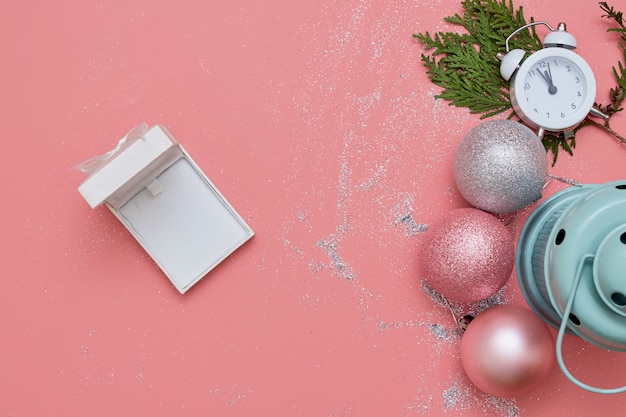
[537,127,545,140]
[589,105,610,121]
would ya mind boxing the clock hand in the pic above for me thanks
[546,63,557,95]
[536,63,558,95]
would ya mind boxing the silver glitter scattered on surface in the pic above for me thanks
[389,193,429,237]
[443,381,469,410]
[442,377,521,417]
[405,387,433,415]
[419,279,511,332]
[428,323,453,341]
[274,5,527,416]
[316,233,356,281]
[395,213,428,236]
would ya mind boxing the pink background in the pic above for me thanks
[3,1,626,416]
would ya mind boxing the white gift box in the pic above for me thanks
[77,123,254,293]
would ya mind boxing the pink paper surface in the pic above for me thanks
[3,1,626,416]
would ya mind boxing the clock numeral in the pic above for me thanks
[524,83,531,90]
[539,60,547,68]
[577,91,582,97]
[545,112,550,119]
[566,65,572,72]
[561,112,566,118]
[571,103,577,110]
[533,108,539,114]
[575,77,580,83]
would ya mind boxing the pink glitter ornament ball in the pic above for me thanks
[421,208,514,303]
[461,305,555,397]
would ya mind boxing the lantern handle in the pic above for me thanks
[555,254,626,394]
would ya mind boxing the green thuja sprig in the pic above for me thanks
[413,0,541,118]
[414,0,625,165]
[587,3,626,133]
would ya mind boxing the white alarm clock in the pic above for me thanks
[496,22,607,138]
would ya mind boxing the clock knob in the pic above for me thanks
[543,22,577,49]
[496,49,525,81]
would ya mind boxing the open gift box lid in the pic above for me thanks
[77,124,254,294]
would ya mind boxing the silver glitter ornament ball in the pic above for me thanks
[453,120,548,214]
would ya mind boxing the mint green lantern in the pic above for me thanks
[517,181,626,394]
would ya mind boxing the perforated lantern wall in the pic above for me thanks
[516,181,626,394]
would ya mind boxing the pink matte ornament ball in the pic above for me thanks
[460,305,555,397]
[421,208,514,303]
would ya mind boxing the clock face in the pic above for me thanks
[511,48,596,132]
